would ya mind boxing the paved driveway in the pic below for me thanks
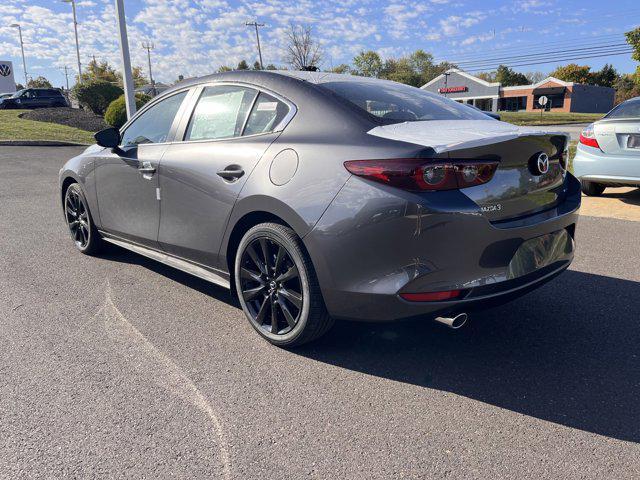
[1,147,639,479]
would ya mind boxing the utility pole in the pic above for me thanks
[9,24,28,86]
[115,0,136,118]
[60,65,71,90]
[142,41,155,95]
[245,20,265,69]
[62,0,83,80]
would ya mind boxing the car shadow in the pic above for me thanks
[101,246,640,443]
[601,187,640,207]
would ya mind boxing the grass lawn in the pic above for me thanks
[0,109,94,144]
[500,111,603,126]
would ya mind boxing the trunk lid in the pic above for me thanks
[367,120,569,222]
[594,119,640,156]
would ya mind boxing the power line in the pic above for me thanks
[433,32,628,63]
[455,43,630,68]
[463,49,633,72]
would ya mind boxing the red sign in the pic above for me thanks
[438,86,468,94]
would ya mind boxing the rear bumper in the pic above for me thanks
[303,173,581,322]
[574,144,640,186]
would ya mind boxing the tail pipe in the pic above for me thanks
[434,313,468,329]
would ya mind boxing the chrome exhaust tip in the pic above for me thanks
[434,313,468,329]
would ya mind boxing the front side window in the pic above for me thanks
[185,86,257,141]
[605,99,640,119]
[243,92,290,136]
[120,91,188,146]
[319,79,489,123]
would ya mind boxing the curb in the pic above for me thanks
[0,140,90,147]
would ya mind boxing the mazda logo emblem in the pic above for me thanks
[537,153,549,174]
[0,64,11,77]
[529,152,549,176]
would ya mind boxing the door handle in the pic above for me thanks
[216,166,245,181]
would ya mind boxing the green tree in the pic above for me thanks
[549,64,593,85]
[593,64,618,88]
[381,58,421,86]
[329,64,352,74]
[494,65,529,86]
[265,64,278,70]
[624,27,640,85]
[72,80,123,115]
[476,71,496,82]
[27,76,53,88]
[105,93,152,129]
[353,51,383,78]
[237,60,249,70]
[217,65,233,72]
[78,59,147,87]
[253,61,261,70]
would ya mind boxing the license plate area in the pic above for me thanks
[506,229,574,280]
[628,134,640,149]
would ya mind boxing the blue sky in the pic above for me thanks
[0,0,638,88]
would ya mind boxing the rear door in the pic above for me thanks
[94,90,191,248]
[158,85,292,268]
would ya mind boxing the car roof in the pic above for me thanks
[167,69,389,94]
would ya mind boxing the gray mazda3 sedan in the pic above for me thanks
[59,71,580,346]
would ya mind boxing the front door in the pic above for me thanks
[94,90,189,248]
[158,85,291,269]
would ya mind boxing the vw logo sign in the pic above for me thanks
[529,152,550,176]
[0,64,11,77]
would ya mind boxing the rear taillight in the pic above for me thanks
[343,158,498,191]
[579,123,600,149]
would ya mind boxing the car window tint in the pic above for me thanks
[243,92,289,136]
[605,99,640,119]
[120,91,187,147]
[185,86,257,141]
[319,80,488,123]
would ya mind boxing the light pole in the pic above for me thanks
[245,21,264,69]
[142,41,155,95]
[9,24,28,86]
[62,0,82,80]
[115,0,136,118]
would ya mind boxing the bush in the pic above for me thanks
[72,80,123,115]
[104,93,152,129]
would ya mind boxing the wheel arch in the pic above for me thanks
[221,195,315,288]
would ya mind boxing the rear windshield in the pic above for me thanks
[319,80,490,123]
[605,99,640,119]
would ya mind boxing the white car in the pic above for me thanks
[574,96,640,196]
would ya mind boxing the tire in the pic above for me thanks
[234,222,333,347]
[63,183,104,255]
[581,180,606,196]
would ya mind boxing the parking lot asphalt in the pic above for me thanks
[1,146,639,479]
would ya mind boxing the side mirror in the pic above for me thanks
[95,127,121,149]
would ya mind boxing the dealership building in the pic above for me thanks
[421,68,615,114]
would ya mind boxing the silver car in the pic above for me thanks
[59,71,580,346]
[574,96,640,196]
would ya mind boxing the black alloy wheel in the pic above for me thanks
[64,183,102,255]
[239,236,303,335]
[235,223,333,347]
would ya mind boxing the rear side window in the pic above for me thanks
[319,80,488,123]
[605,99,640,119]
[120,91,188,146]
[185,86,257,141]
[243,92,290,136]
